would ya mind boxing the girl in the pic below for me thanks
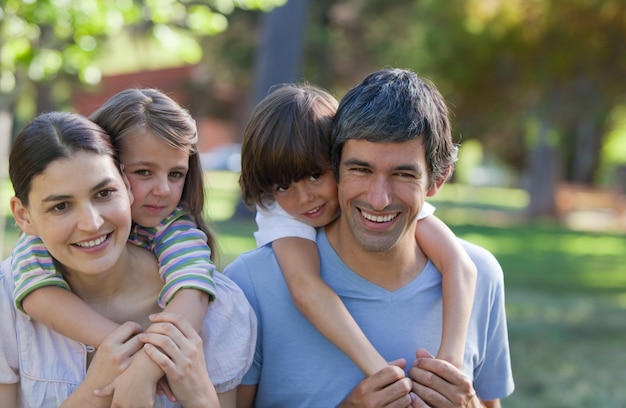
[10,89,221,404]
[2,111,255,406]
[239,83,476,374]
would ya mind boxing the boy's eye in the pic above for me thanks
[275,183,290,193]
[309,172,322,181]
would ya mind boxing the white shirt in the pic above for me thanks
[0,258,257,407]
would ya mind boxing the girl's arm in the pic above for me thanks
[13,234,119,347]
[23,287,119,347]
[415,215,477,369]
[273,237,388,376]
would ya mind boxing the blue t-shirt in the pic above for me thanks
[225,228,515,407]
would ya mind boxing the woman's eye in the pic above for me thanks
[310,172,322,181]
[169,171,184,179]
[52,202,69,212]
[135,169,150,176]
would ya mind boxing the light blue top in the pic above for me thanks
[226,228,515,407]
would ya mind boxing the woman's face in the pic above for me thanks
[11,151,133,277]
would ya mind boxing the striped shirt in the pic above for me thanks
[12,206,216,315]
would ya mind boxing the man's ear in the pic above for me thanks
[426,168,452,197]
[10,197,37,235]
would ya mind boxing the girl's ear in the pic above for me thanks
[10,197,37,235]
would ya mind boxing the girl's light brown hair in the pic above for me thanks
[90,88,216,259]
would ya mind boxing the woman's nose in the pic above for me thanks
[77,204,104,231]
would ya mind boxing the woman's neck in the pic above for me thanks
[62,244,162,327]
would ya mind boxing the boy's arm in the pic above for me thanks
[415,215,477,369]
[273,237,388,376]
[22,287,119,347]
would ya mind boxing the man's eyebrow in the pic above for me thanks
[343,158,370,167]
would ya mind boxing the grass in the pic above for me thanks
[2,175,626,407]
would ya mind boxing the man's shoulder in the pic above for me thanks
[224,245,277,278]
[458,239,504,284]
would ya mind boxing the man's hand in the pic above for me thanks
[339,359,415,408]
[408,349,481,408]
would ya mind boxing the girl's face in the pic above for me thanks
[274,171,339,228]
[11,151,133,277]
[119,131,189,228]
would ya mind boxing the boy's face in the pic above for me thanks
[274,171,339,227]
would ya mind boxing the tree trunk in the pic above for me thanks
[524,118,560,218]
[231,0,311,220]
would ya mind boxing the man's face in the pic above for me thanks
[337,138,440,253]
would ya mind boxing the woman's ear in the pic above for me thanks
[121,171,134,206]
[10,197,37,235]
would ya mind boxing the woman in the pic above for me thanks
[0,112,256,407]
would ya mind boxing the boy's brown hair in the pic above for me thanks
[239,83,338,209]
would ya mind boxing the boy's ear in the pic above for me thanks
[10,197,37,235]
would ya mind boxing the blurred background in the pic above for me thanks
[1,1,625,406]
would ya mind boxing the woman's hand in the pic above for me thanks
[140,312,220,408]
[62,322,144,407]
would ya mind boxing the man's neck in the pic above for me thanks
[325,219,428,291]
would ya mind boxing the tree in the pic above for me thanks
[0,0,285,252]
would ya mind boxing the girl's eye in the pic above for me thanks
[169,171,185,179]
[135,169,150,176]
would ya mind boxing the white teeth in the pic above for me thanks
[361,210,397,223]
[75,235,107,248]
[306,206,321,214]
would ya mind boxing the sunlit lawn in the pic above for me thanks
[2,173,626,407]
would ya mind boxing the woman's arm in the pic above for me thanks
[0,383,18,408]
[415,215,477,368]
[273,237,388,376]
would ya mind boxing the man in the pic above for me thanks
[225,68,514,407]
